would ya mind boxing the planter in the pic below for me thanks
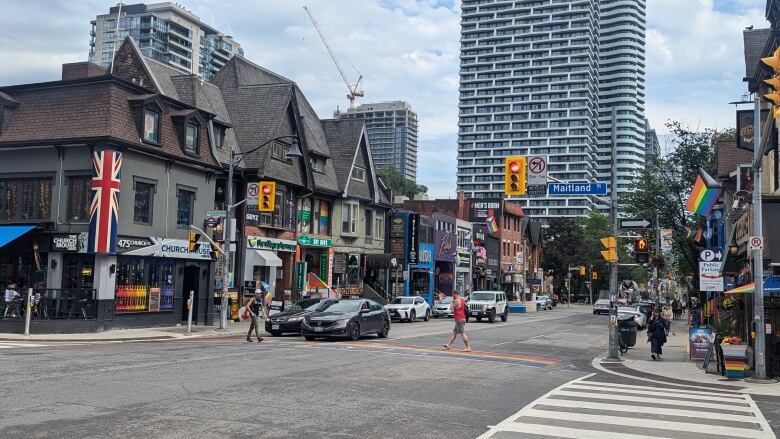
[721,343,748,379]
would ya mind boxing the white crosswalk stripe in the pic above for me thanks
[478,373,776,439]
[0,342,49,349]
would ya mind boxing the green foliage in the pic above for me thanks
[377,166,427,198]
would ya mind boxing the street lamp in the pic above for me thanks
[217,135,302,330]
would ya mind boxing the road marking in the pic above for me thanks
[489,340,515,347]
[0,342,50,349]
[477,375,775,439]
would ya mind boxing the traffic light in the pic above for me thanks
[579,265,586,277]
[635,238,649,264]
[209,241,223,260]
[600,236,617,263]
[188,230,201,253]
[762,48,780,117]
[591,271,598,280]
[504,156,527,196]
[258,181,276,212]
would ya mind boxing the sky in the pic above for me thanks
[0,0,770,197]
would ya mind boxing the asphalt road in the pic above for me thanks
[0,306,777,438]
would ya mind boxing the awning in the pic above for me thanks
[243,249,283,281]
[0,225,35,248]
[365,253,393,269]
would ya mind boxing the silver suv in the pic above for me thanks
[466,291,509,323]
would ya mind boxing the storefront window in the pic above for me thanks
[347,255,360,285]
[148,259,175,311]
[297,197,312,233]
[67,176,92,222]
[116,257,147,312]
[411,270,430,296]
[63,254,94,289]
[313,199,330,235]
[0,178,52,220]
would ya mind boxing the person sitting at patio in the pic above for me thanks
[3,283,21,318]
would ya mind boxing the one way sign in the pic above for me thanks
[620,218,650,229]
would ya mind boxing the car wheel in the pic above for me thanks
[433,314,439,319]
[348,322,361,341]
[488,309,496,323]
[270,331,282,337]
[409,310,416,323]
[424,310,430,321]
[304,335,316,341]
[593,311,597,314]
[501,308,508,322]
[377,321,390,338]
[537,304,541,311]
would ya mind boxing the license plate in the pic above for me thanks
[272,324,279,330]
[314,327,323,332]
[471,311,478,316]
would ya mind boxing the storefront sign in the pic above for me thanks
[698,248,724,292]
[297,234,332,248]
[286,198,297,232]
[390,216,405,238]
[435,230,456,262]
[391,238,404,259]
[294,261,307,291]
[470,199,501,221]
[419,248,432,264]
[246,236,297,252]
[148,287,161,312]
[689,327,714,360]
[736,109,777,152]
[117,237,154,250]
[52,233,83,252]
[407,214,420,265]
[333,253,347,274]
[120,237,212,260]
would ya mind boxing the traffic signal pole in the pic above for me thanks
[607,107,620,361]
[752,96,767,379]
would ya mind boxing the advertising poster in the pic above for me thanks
[689,327,714,360]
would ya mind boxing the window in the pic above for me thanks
[341,203,358,235]
[271,142,289,160]
[67,176,92,221]
[143,109,159,143]
[133,181,154,225]
[312,199,330,235]
[351,167,365,182]
[184,123,198,154]
[0,178,52,220]
[365,209,373,237]
[213,125,223,149]
[176,189,195,227]
[375,215,384,239]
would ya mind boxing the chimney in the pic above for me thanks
[62,62,106,81]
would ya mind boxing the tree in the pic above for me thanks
[622,120,723,290]
[541,218,589,293]
[377,166,428,198]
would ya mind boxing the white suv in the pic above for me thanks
[466,291,509,323]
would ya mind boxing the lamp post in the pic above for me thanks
[217,135,302,330]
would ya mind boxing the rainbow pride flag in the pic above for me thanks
[486,216,498,234]
[685,168,722,217]
[685,227,702,241]
[725,282,754,294]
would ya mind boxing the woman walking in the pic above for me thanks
[647,308,668,360]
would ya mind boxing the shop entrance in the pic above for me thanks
[181,266,200,322]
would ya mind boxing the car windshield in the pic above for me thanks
[439,297,453,304]
[391,297,414,305]
[617,307,638,313]
[318,300,361,313]
[471,292,495,301]
[537,296,549,300]
[595,300,610,305]
[288,299,322,312]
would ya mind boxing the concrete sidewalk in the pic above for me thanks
[0,318,255,342]
[594,317,780,395]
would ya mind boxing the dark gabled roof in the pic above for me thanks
[321,118,384,203]
[744,28,772,80]
[232,56,294,86]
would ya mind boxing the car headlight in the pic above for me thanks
[288,317,303,322]
[333,318,350,327]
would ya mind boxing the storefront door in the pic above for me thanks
[181,266,199,322]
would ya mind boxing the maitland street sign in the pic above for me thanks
[548,182,607,196]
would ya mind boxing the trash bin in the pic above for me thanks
[618,314,638,348]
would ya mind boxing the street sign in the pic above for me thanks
[526,184,547,196]
[206,210,226,218]
[246,182,259,208]
[749,235,764,251]
[620,218,651,229]
[527,155,548,185]
[548,182,607,196]
[698,248,723,292]
[204,217,220,228]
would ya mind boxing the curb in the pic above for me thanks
[0,335,178,343]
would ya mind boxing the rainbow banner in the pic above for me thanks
[725,282,754,294]
[685,168,722,217]
[486,216,498,234]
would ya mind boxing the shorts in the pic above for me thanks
[453,320,466,334]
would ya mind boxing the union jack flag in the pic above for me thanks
[88,149,122,254]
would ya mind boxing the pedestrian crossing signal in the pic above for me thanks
[258,181,276,212]
[579,265,586,277]
[504,156,526,196]
[591,271,598,280]
[188,230,201,253]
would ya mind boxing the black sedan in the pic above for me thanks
[265,298,333,336]
[301,298,390,341]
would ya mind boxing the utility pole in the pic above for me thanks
[752,96,767,379]
[654,211,660,300]
[607,107,620,361]
[219,148,235,331]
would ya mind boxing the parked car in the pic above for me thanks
[593,299,611,315]
[265,298,332,336]
[535,295,553,311]
[385,296,431,322]
[302,298,390,341]
[635,302,653,320]
[432,296,454,318]
[618,306,647,329]
[467,291,509,323]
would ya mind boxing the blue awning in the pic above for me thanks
[765,276,780,294]
[0,225,36,248]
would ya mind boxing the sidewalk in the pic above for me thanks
[0,319,254,342]
[593,317,780,395]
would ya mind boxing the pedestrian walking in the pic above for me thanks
[647,308,668,360]
[443,290,471,352]
[671,299,681,320]
[245,291,264,343]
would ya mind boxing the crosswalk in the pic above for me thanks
[478,374,776,439]
[0,342,49,349]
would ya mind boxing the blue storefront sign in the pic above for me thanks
[405,243,435,305]
[548,182,607,196]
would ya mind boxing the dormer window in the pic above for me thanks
[143,109,159,143]
[185,122,198,155]
[351,166,365,182]
[213,125,224,149]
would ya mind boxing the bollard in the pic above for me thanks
[24,288,32,336]
[185,290,194,335]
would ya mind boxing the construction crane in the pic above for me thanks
[304,6,364,108]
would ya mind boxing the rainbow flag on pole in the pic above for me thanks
[685,168,722,217]
[486,216,498,234]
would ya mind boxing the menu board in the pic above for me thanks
[148,287,161,312]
